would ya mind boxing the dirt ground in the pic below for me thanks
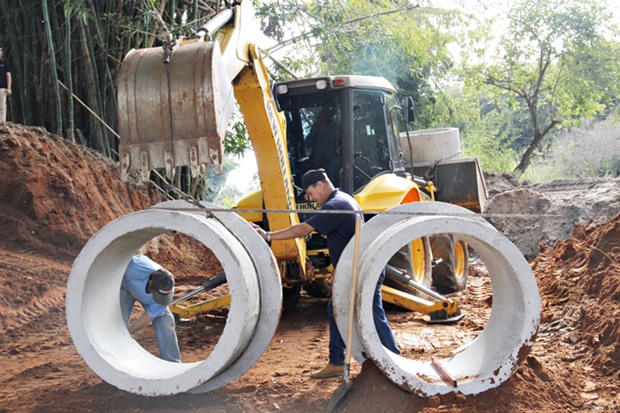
[1,123,619,412]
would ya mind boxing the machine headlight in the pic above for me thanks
[315,80,328,90]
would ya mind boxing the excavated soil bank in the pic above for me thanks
[483,172,620,259]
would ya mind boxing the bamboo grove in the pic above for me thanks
[0,0,220,160]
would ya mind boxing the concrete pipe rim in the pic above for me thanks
[332,202,487,365]
[152,201,283,393]
[66,208,261,395]
[407,127,459,136]
[355,214,540,396]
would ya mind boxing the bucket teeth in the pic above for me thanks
[164,147,174,179]
[140,151,150,182]
[190,146,199,178]
[120,152,130,182]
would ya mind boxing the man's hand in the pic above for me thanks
[250,222,269,242]
[128,312,154,335]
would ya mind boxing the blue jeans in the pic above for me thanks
[328,270,400,366]
[120,288,182,362]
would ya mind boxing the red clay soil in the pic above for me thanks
[1,123,619,412]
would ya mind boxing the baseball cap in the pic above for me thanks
[150,269,174,306]
[301,168,328,193]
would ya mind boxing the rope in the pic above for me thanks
[149,204,568,220]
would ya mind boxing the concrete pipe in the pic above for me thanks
[399,127,461,165]
[332,202,540,397]
[66,208,264,396]
[152,201,282,393]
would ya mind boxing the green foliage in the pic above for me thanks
[256,0,466,129]
[434,85,519,172]
[211,184,244,207]
[224,107,251,157]
[460,110,520,172]
[464,0,620,174]
[202,156,239,202]
[207,156,260,207]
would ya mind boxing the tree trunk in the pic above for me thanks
[76,12,108,156]
[64,4,75,143]
[86,0,118,158]
[514,132,542,174]
[514,120,560,174]
[42,0,63,136]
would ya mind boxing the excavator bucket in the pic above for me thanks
[117,40,235,182]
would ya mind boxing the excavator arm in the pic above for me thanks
[233,45,306,261]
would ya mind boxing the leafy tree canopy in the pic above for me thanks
[256,0,466,127]
[464,0,620,174]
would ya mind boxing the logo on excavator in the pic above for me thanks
[266,102,295,209]
[296,202,318,210]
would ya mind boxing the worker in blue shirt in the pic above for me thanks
[120,254,181,362]
[253,169,400,379]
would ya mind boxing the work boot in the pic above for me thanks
[310,363,344,379]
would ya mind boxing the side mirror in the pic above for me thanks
[271,82,282,112]
[402,97,415,124]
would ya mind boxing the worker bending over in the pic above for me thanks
[120,254,181,363]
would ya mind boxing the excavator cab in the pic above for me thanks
[275,76,407,197]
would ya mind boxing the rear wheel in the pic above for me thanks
[431,234,469,293]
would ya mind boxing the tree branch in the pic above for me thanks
[344,4,421,25]
[266,3,422,54]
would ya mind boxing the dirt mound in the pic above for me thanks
[483,171,523,198]
[484,176,620,259]
[534,213,620,379]
[0,123,159,259]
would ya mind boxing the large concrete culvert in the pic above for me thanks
[332,202,541,397]
[67,200,539,397]
[66,205,281,396]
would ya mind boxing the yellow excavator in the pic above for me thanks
[117,0,486,322]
